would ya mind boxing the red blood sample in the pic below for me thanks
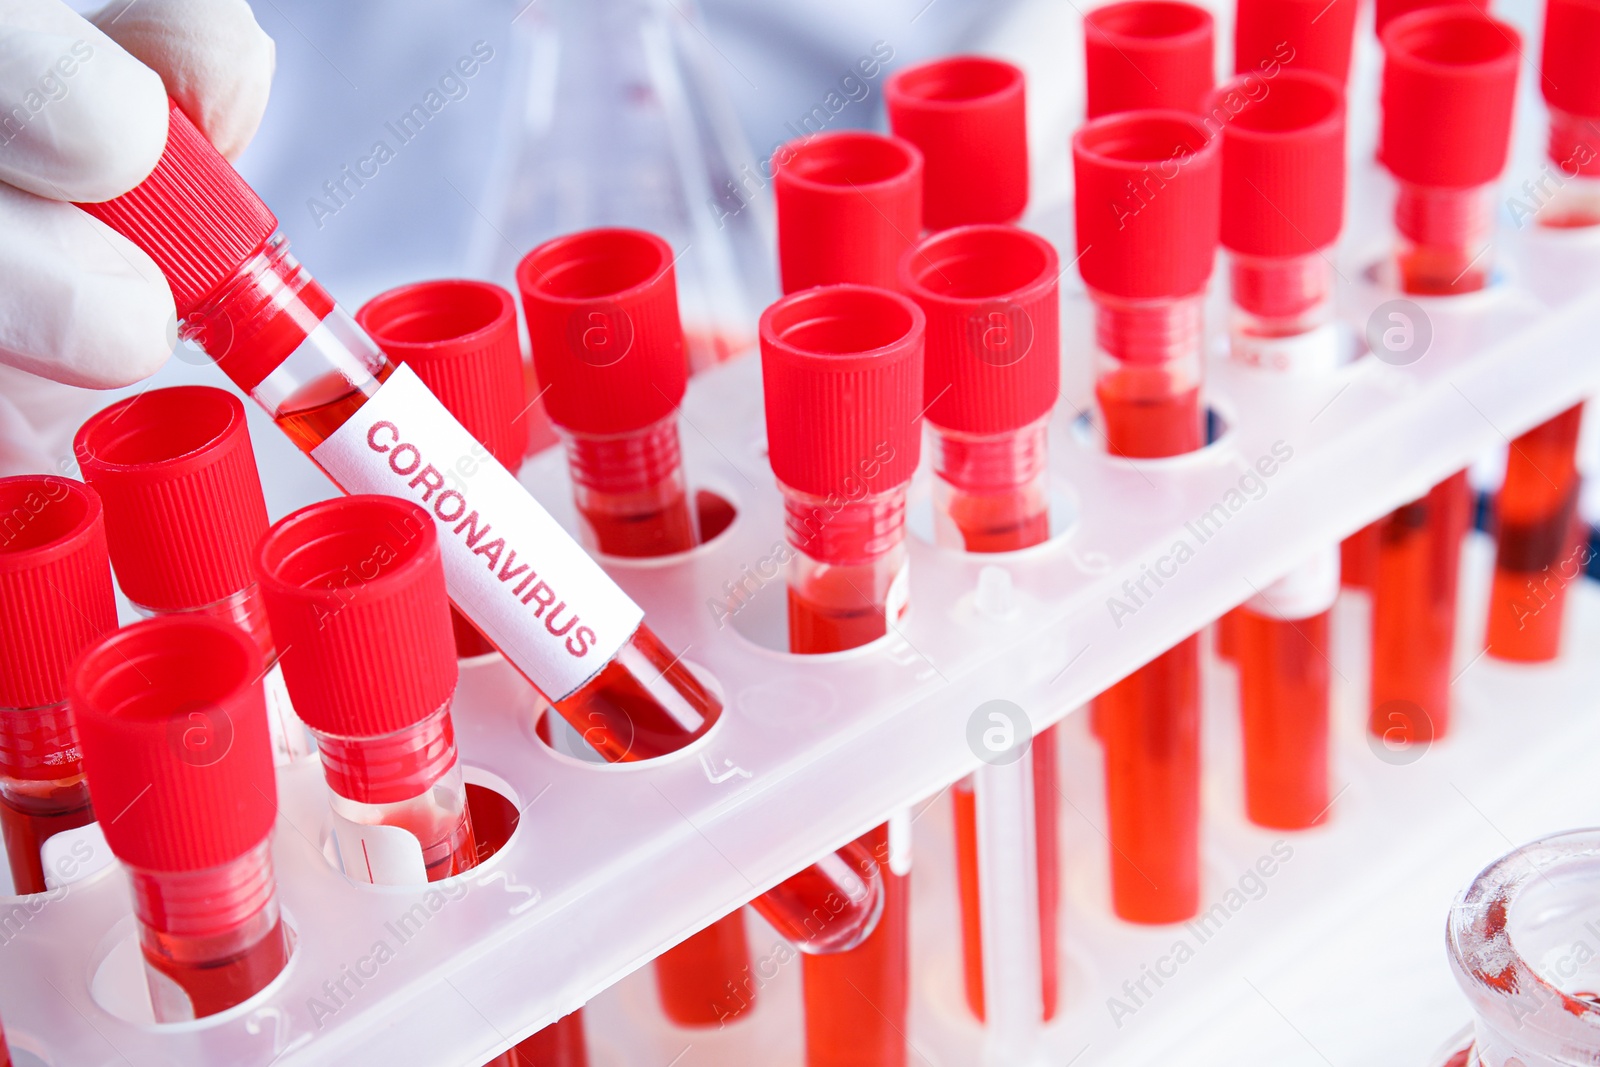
[1380,9,1520,296]
[486,1013,590,1067]
[1237,608,1332,828]
[1486,404,1585,661]
[0,476,116,896]
[515,228,760,1025]
[0,1015,11,1067]
[901,220,1062,1021]
[1341,521,1381,589]
[1075,110,1219,924]
[761,284,923,1067]
[72,615,288,1021]
[1371,470,1471,743]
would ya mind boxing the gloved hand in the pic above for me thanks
[0,0,273,472]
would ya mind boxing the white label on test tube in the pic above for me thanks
[329,812,429,885]
[312,364,645,701]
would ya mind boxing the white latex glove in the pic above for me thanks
[0,0,273,476]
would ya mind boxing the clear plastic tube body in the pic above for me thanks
[1371,470,1471,743]
[1486,403,1586,661]
[312,706,476,883]
[1393,182,1493,296]
[931,420,1060,1021]
[1229,254,1338,830]
[0,699,92,895]
[782,486,906,1067]
[132,586,313,764]
[1091,292,1204,924]
[184,238,870,954]
[129,840,290,1022]
[563,412,753,1026]
[565,416,697,559]
[1541,108,1600,229]
[1440,829,1600,1065]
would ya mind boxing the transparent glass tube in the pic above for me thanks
[932,419,1060,1021]
[779,487,907,1066]
[1485,403,1586,662]
[1229,252,1339,374]
[128,840,290,1022]
[1542,108,1600,229]
[1394,182,1494,296]
[1091,289,1205,924]
[1439,829,1600,1065]
[564,415,697,559]
[1091,292,1205,459]
[312,706,476,883]
[0,700,92,895]
[133,586,313,764]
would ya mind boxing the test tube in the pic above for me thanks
[1216,70,1347,828]
[515,227,757,1027]
[1438,830,1600,1064]
[1234,0,1358,84]
[72,615,288,1021]
[74,386,313,765]
[1539,0,1600,229]
[354,279,528,660]
[1083,1,1215,119]
[772,131,923,293]
[518,229,699,559]
[0,1014,10,1067]
[72,101,879,957]
[258,494,587,1064]
[900,225,1061,1019]
[1481,0,1600,659]
[1372,8,1519,743]
[1380,7,1520,298]
[761,284,924,1067]
[1074,110,1221,923]
[0,477,116,895]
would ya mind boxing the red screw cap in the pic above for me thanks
[1073,111,1222,299]
[773,132,924,293]
[75,386,269,613]
[72,615,276,873]
[358,280,527,474]
[1215,70,1347,257]
[76,100,277,319]
[898,226,1060,436]
[257,496,457,739]
[517,229,688,438]
[1084,1,1215,118]
[1235,0,1358,84]
[1375,0,1488,34]
[1381,7,1521,189]
[0,477,118,709]
[885,56,1029,230]
[759,285,925,498]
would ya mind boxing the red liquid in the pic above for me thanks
[1370,471,1470,743]
[486,1011,589,1067]
[1095,636,1201,923]
[1216,607,1242,662]
[141,919,292,1019]
[0,780,93,895]
[789,578,907,1066]
[0,1016,10,1067]
[1398,245,1489,296]
[1486,404,1585,662]
[1341,520,1380,589]
[577,471,757,1028]
[802,824,908,1067]
[1238,609,1331,829]
[1094,384,1204,460]
[1094,380,1203,924]
[578,483,697,559]
[945,495,1060,1022]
